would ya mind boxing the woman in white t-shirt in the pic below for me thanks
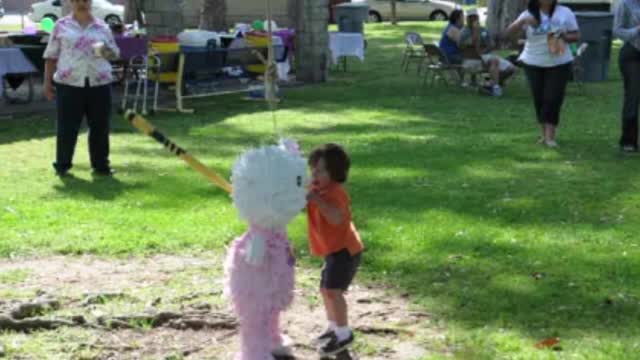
[503,0,581,148]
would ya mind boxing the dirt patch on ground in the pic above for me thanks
[0,255,449,359]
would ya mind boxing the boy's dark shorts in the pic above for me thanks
[320,249,362,291]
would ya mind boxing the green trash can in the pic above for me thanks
[334,2,369,34]
[574,11,614,82]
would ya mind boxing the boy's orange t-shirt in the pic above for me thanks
[307,183,364,257]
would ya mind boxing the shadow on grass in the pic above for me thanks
[53,174,142,201]
[50,162,232,205]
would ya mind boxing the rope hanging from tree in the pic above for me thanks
[264,0,280,136]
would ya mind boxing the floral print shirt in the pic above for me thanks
[43,15,120,87]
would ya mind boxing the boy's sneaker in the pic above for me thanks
[319,332,354,356]
[492,85,503,97]
[312,328,335,347]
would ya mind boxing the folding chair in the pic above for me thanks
[117,37,163,115]
[402,32,427,74]
[422,44,462,86]
[121,53,162,115]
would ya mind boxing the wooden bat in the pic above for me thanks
[125,111,233,194]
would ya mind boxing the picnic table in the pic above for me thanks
[1,47,37,103]
[329,32,365,71]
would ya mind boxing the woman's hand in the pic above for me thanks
[560,30,581,43]
[93,42,118,61]
[43,82,55,101]
[101,46,118,61]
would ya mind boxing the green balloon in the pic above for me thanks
[252,20,264,31]
[41,18,55,33]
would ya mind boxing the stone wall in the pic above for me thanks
[296,0,329,83]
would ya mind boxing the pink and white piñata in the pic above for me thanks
[224,139,309,360]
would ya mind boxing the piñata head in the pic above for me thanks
[231,139,308,229]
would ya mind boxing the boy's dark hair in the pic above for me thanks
[308,143,351,183]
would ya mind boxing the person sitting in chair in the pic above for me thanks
[458,9,516,96]
[439,9,465,65]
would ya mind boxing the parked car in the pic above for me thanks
[560,0,619,11]
[0,0,4,20]
[29,0,124,24]
[360,0,461,23]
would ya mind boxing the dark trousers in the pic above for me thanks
[54,81,112,172]
[619,43,640,149]
[524,62,572,126]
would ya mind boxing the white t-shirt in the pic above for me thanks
[517,5,580,67]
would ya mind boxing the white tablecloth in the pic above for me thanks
[329,32,365,65]
[0,47,37,93]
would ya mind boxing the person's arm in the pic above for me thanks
[503,13,537,40]
[555,10,581,44]
[614,1,640,42]
[457,27,472,47]
[560,30,580,43]
[43,59,57,101]
[447,26,462,43]
[99,27,120,61]
[42,23,61,101]
[307,191,345,226]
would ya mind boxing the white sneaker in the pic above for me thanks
[544,140,558,148]
[272,334,294,356]
[492,85,503,97]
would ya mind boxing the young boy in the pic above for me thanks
[307,143,364,356]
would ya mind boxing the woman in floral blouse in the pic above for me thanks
[43,0,120,177]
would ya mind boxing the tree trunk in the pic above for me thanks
[487,0,528,45]
[287,0,297,28]
[296,0,330,83]
[139,0,184,37]
[125,0,145,25]
[199,0,227,31]
[391,0,397,25]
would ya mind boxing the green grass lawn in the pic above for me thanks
[1,22,639,358]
